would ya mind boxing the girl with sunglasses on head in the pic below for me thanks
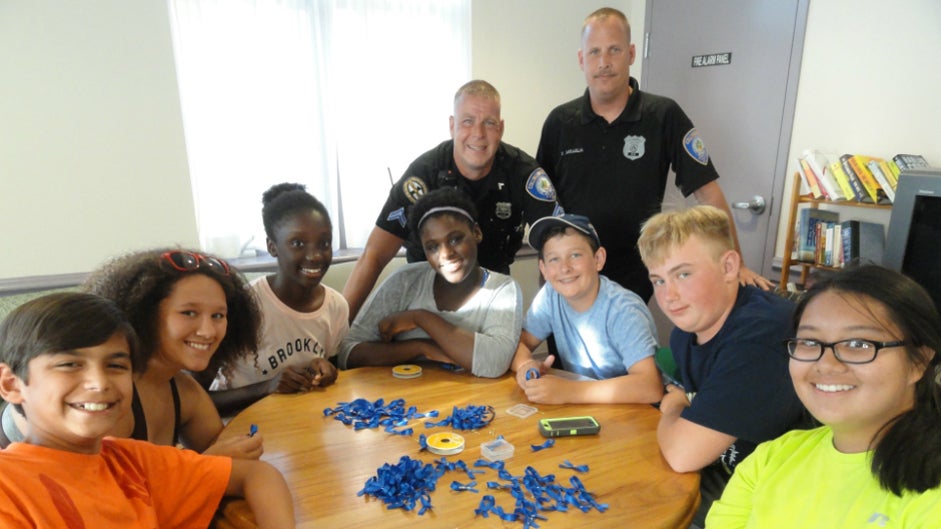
[0,248,264,458]
[338,187,523,377]
[707,265,941,528]
[207,183,349,414]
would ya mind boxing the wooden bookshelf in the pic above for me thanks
[780,172,892,287]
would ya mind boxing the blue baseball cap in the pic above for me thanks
[528,214,601,251]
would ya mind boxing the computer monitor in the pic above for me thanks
[884,168,941,312]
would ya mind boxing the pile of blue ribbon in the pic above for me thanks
[357,456,440,514]
[424,404,495,430]
[358,456,607,527]
[324,399,495,436]
[322,397,439,436]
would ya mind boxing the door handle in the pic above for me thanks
[731,195,766,215]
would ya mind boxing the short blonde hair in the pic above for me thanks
[582,7,631,43]
[637,205,735,268]
[454,80,500,108]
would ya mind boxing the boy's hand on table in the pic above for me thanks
[659,384,692,416]
[515,355,554,389]
[521,374,573,405]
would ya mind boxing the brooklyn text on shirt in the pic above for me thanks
[261,337,326,375]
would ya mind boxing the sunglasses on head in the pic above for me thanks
[160,251,230,276]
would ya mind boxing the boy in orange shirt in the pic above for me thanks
[0,292,295,529]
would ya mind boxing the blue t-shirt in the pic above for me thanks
[671,285,802,471]
[524,275,657,379]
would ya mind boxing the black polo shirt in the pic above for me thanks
[537,77,719,300]
[376,140,560,273]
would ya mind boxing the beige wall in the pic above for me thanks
[471,1,644,154]
[2,0,940,286]
[0,0,198,279]
[775,0,941,257]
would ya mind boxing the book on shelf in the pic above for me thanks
[878,160,899,190]
[840,219,885,267]
[838,154,867,202]
[817,221,843,267]
[868,160,896,203]
[802,150,844,200]
[843,154,890,204]
[798,158,825,199]
[887,159,902,180]
[833,223,843,268]
[829,160,861,201]
[823,223,835,266]
[798,207,839,261]
[814,222,824,264]
[893,154,930,170]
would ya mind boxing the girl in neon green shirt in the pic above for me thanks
[707,265,941,528]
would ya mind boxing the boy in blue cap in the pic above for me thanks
[512,214,663,404]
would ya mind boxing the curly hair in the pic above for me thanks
[81,248,261,380]
[261,182,331,241]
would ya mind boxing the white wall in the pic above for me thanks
[2,0,939,282]
[775,0,941,256]
[471,0,645,154]
[0,0,197,280]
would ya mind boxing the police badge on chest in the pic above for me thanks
[495,202,512,219]
[623,135,645,161]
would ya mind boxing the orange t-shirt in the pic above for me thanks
[0,437,231,528]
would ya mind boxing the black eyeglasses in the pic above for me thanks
[160,251,230,276]
[783,338,907,365]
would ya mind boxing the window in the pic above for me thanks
[167,0,470,257]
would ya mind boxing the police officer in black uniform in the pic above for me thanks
[538,7,772,304]
[343,80,561,321]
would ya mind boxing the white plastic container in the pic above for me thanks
[481,437,515,462]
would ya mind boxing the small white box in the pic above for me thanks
[481,437,515,462]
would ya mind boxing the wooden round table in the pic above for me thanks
[217,365,699,529]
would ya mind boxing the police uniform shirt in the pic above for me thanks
[537,77,719,300]
[376,140,560,273]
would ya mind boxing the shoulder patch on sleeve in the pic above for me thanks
[682,128,710,166]
[525,168,557,202]
[386,207,407,228]
[402,176,428,203]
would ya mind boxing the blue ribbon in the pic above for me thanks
[358,455,442,515]
[530,439,555,451]
[424,405,494,430]
[559,460,589,473]
[450,480,479,493]
[324,397,438,435]
[473,458,505,470]
[362,449,608,522]
[475,495,495,517]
